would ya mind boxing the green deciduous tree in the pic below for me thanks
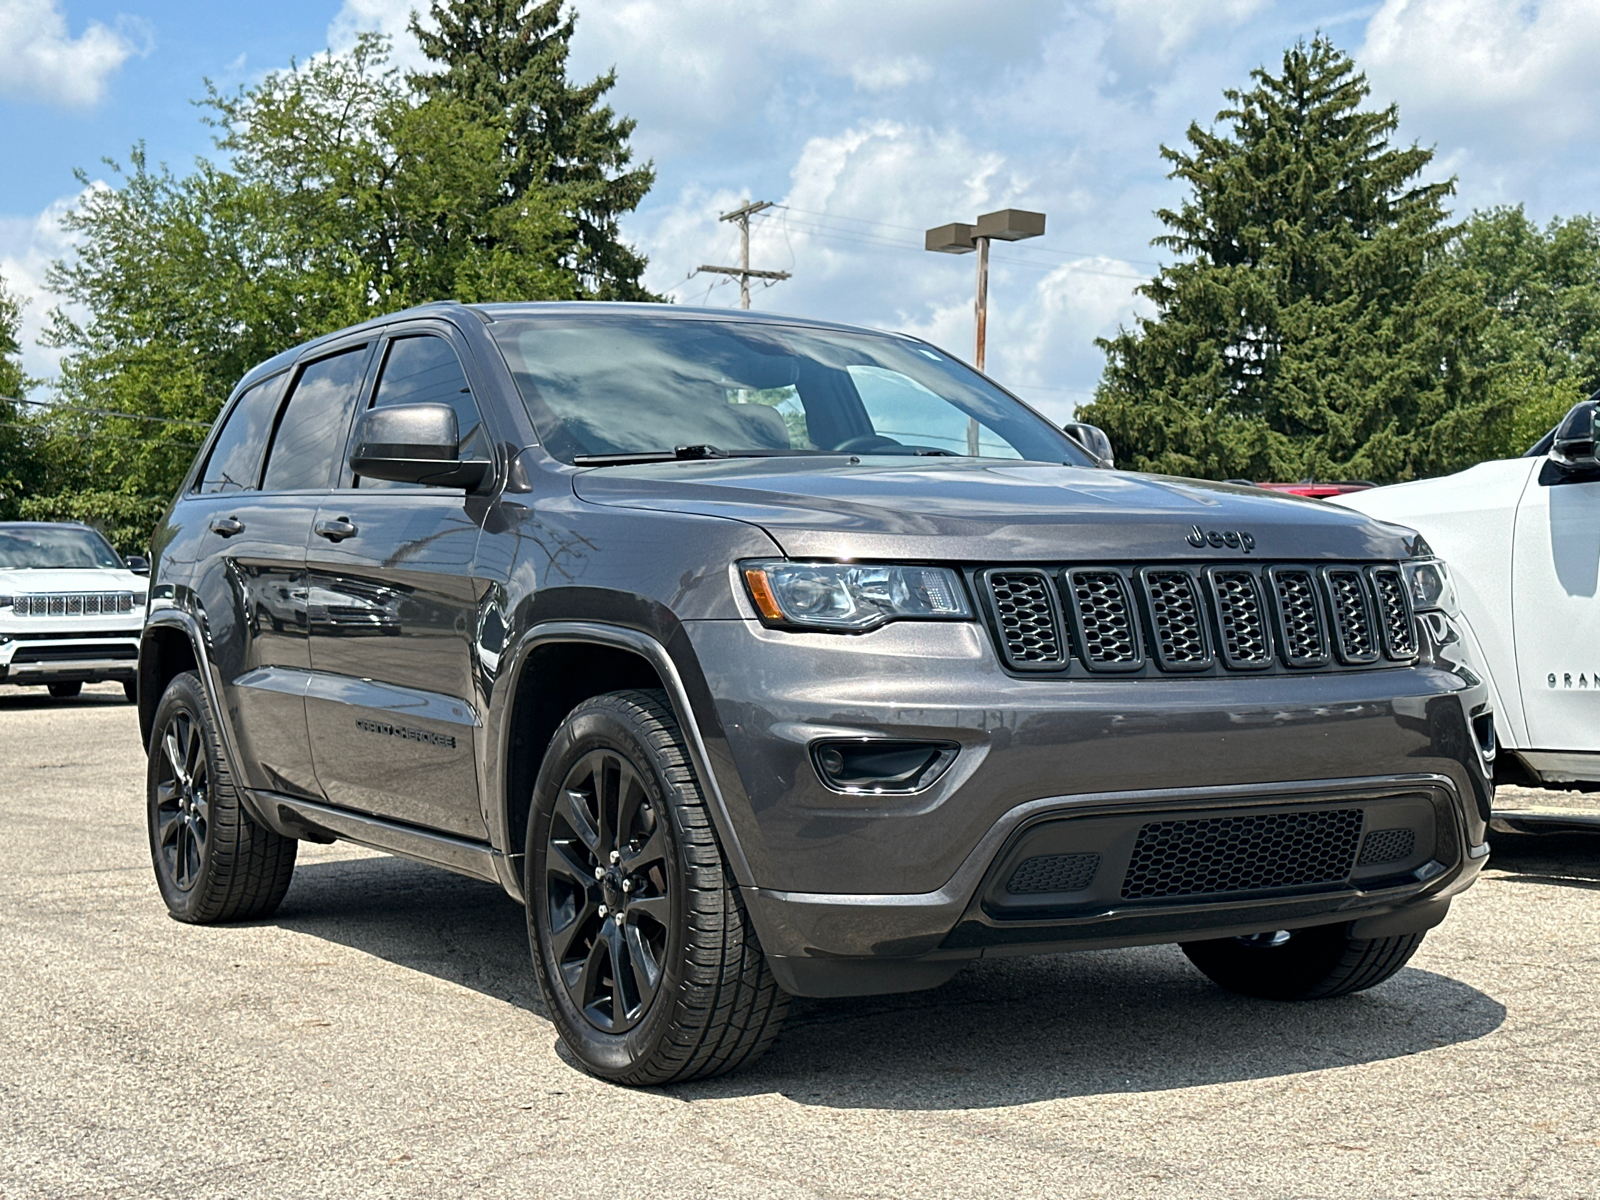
[1448,205,1600,458]
[36,31,617,537]
[1081,37,1496,485]
[1,270,43,520]
[411,0,657,299]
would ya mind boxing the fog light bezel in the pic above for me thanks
[809,738,960,795]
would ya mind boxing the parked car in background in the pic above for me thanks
[1257,481,1376,499]
[137,301,1492,1085]
[1335,396,1600,832]
[0,522,148,700]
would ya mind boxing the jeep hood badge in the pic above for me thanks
[1187,525,1256,552]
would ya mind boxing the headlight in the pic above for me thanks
[742,561,971,631]
[1402,557,1458,615]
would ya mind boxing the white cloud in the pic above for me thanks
[1101,0,1275,66]
[1362,0,1600,144]
[0,0,143,108]
[0,188,94,387]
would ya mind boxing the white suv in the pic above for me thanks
[1335,397,1600,832]
[0,522,148,700]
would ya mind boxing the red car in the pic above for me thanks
[1255,481,1376,498]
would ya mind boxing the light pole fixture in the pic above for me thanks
[925,209,1046,372]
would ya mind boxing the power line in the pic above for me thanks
[697,200,793,310]
[0,417,201,449]
[5,396,213,428]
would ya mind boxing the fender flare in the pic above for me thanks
[494,620,757,900]
[138,608,278,833]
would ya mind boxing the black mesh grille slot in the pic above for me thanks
[1120,808,1365,899]
[1268,569,1329,667]
[1208,569,1272,669]
[1065,570,1142,670]
[1323,568,1379,664]
[1006,853,1101,894]
[1358,827,1416,866]
[1368,567,1416,660]
[985,571,1065,669]
[1140,570,1211,671]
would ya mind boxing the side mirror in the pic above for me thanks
[349,403,489,489]
[1063,421,1116,468]
[124,555,150,576]
[1550,400,1600,472]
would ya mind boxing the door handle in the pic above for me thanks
[315,517,359,542]
[208,515,245,538]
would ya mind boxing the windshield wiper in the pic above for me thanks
[573,444,735,467]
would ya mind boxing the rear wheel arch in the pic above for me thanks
[138,622,200,748]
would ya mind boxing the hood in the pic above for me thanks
[572,457,1421,562]
[0,567,147,595]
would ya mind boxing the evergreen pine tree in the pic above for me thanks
[1080,37,1495,484]
[410,0,657,299]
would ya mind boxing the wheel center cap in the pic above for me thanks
[601,866,626,911]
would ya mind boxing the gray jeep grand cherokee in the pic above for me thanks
[138,302,1493,1084]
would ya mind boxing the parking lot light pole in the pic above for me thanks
[925,209,1046,372]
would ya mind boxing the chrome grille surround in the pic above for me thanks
[1321,567,1380,665]
[982,570,1066,670]
[1204,568,1273,670]
[1367,566,1417,660]
[1062,569,1143,672]
[12,591,137,618]
[1137,568,1211,671]
[1265,567,1331,668]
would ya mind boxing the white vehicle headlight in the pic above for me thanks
[742,561,971,631]
[1402,557,1458,616]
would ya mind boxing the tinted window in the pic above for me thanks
[262,347,369,492]
[0,526,123,569]
[198,375,285,494]
[358,336,487,489]
[488,317,1087,466]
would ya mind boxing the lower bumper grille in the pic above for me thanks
[1121,808,1365,899]
[10,644,138,664]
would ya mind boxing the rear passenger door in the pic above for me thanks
[184,347,370,800]
[303,325,494,838]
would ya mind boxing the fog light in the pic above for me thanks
[810,739,959,795]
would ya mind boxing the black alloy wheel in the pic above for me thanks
[154,707,210,891]
[527,689,788,1085]
[544,748,672,1033]
[145,671,297,923]
[47,681,82,698]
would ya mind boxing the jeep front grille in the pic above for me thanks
[1141,570,1211,671]
[1323,568,1379,664]
[1208,569,1273,669]
[1121,808,1365,900]
[1064,569,1142,670]
[980,562,1416,675]
[12,592,138,618]
[1368,567,1416,659]
[984,570,1065,669]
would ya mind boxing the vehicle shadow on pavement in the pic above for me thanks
[266,855,549,1018]
[1485,830,1600,892]
[270,856,1507,1110]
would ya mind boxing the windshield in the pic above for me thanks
[0,526,124,570]
[488,314,1092,466]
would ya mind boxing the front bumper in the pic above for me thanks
[684,616,1493,996]
[0,629,141,685]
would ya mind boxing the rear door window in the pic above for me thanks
[356,335,488,489]
[197,374,287,494]
[261,346,370,492]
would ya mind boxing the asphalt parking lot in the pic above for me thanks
[3,684,1597,1199]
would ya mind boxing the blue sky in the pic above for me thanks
[4,0,1600,422]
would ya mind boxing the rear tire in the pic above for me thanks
[527,688,788,1085]
[47,682,82,698]
[1180,923,1425,1000]
[122,679,138,704]
[146,671,297,923]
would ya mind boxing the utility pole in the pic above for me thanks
[926,209,1046,371]
[698,200,792,309]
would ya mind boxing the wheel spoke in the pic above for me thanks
[624,894,669,926]
[183,719,204,783]
[623,920,662,1006]
[157,809,180,851]
[155,779,180,808]
[576,928,611,1017]
[617,768,647,846]
[547,839,596,890]
[162,727,188,788]
[608,923,635,1020]
[173,820,191,887]
[185,819,202,886]
[597,754,622,853]
[548,895,595,964]
[553,788,601,858]
[619,824,666,875]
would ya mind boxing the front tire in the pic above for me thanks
[47,682,82,698]
[1180,924,1426,1000]
[146,671,297,923]
[527,689,788,1085]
